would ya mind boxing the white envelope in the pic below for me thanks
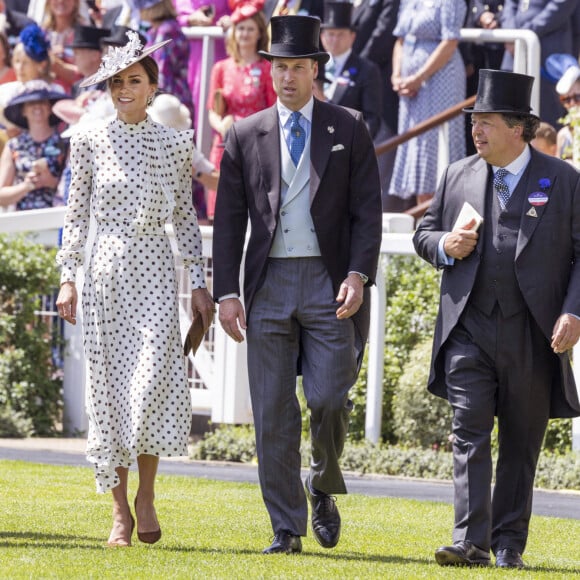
[453,201,483,231]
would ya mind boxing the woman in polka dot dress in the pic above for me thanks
[56,32,215,547]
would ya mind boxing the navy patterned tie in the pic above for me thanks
[494,168,510,209]
[289,111,305,166]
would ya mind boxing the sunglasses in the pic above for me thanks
[559,93,580,105]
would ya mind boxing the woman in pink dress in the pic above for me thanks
[205,1,275,219]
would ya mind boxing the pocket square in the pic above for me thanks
[331,144,344,152]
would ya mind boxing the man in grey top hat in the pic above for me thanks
[414,69,580,569]
[212,14,382,555]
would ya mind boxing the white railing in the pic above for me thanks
[1,208,579,449]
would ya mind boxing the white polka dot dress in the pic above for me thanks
[57,116,205,493]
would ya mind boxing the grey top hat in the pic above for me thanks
[258,15,330,64]
[463,69,539,118]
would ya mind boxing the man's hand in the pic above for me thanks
[56,282,78,325]
[444,218,479,260]
[218,298,247,343]
[191,288,215,333]
[551,314,580,353]
[335,273,364,319]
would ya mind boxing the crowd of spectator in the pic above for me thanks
[1,0,580,217]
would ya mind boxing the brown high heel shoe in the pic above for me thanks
[134,497,162,544]
[107,514,135,547]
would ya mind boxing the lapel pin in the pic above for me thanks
[526,207,537,218]
[327,126,334,134]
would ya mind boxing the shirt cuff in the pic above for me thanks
[218,293,238,302]
[437,234,455,267]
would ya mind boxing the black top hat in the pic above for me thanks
[259,15,330,64]
[100,25,147,48]
[5,81,71,129]
[67,25,111,51]
[463,69,538,118]
[321,1,355,30]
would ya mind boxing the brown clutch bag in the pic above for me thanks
[183,315,205,356]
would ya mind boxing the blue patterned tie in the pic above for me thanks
[289,111,305,166]
[494,168,510,209]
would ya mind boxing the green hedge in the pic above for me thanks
[349,256,441,443]
[0,234,63,436]
[190,425,580,491]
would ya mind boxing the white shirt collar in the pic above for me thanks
[277,97,314,128]
[493,145,531,176]
[330,49,352,75]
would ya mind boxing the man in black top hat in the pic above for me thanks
[68,25,110,97]
[213,14,382,555]
[414,69,580,569]
[320,1,384,141]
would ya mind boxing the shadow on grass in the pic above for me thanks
[0,530,106,547]
[2,532,579,574]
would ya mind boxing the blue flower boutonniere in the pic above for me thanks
[538,177,551,191]
[526,177,551,216]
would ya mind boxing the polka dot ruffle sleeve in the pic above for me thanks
[169,129,207,289]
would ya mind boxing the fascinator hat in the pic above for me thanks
[79,30,171,88]
[19,23,50,62]
[230,0,265,24]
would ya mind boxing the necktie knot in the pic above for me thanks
[289,111,305,166]
[494,168,510,209]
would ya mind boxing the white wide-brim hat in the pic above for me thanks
[556,65,580,95]
[79,30,170,88]
[148,93,191,131]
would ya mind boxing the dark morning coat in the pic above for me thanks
[212,98,383,354]
[413,148,580,418]
[328,51,384,140]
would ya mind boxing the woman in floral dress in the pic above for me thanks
[0,81,68,210]
[56,33,214,547]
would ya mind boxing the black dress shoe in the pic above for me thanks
[305,476,341,549]
[496,548,525,569]
[262,531,302,554]
[435,541,491,566]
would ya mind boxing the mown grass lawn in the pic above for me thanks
[0,460,578,579]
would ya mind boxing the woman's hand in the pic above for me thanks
[56,282,78,325]
[191,288,216,334]
[396,74,423,98]
[28,159,59,189]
